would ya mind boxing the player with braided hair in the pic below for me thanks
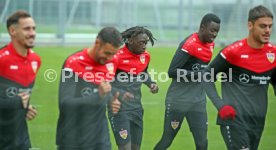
[108,26,158,150]
[121,26,156,47]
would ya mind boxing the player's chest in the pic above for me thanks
[0,57,38,86]
[233,51,276,72]
[191,44,213,62]
[118,54,149,74]
[76,61,116,84]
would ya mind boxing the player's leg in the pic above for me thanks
[154,104,185,150]
[109,113,131,150]
[186,104,208,150]
[129,109,143,150]
[94,143,112,150]
[249,127,264,150]
[17,137,32,150]
[220,125,250,150]
[118,142,131,150]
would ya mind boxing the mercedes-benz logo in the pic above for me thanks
[81,87,93,97]
[6,87,18,98]
[192,63,201,71]
[239,74,250,83]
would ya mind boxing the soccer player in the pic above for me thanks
[203,5,276,150]
[108,26,159,150]
[56,27,123,150]
[154,13,221,150]
[0,10,41,149]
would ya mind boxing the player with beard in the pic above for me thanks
[56,27,125,150]
[0,10,41,150]
[203,5,276,150]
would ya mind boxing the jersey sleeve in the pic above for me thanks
[142,65,156,88]
[270,69,276,96]
[0,94,23,109]
[181,39,197,56]
[0,48,25,110]
[110,86,131,101]
[202,52,231,110]
[220,42,240,64]
[168,41,191,78]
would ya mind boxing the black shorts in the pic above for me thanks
[154,103,208,150]
[220,125,264,150]
[109,109,143,146]
[0,134,31,150]
[165,103,208,130]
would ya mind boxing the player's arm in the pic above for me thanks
[0,57,27,109]
[203,53,236,119]
[142,66,159,94]
[168,43,191,78]
[203,53,229,109]
[0,86,29,110]
[270,69,276,96]
[110,86,134,101]
[0,93,25,109]
[59,69,112,108]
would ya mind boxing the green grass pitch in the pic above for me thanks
[27,46,276,150]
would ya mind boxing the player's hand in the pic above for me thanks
[18,92,30,109]
[122,92,134,101]
[26,105,37,121]
[110,92,121,114]
[219,105,236,120]
[150,83,159,94]
[98,81,111,98]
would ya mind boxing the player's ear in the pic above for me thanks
[95,38,101,49]
[248,21,253,30]
[8,25,16,37]
[199,24,206,33]
[128,38,133,44]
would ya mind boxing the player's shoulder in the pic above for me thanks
[63,49,86,68]
[181,33,199,53]
[0,44,9,54]
[115,48,125,58]
[0,44,8,52]
[115,45,129,58]
[29,49,41,61]
[143,50,150,57]
[110,53,119,64]
[0,45,13,63]
[266,42,276,51]
[221,39,245,58]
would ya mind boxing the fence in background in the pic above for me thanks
[0,0,276,46]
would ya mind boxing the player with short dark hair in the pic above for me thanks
[108,26,159,150]
[154,13,221,150]
[203,5,275,150]
[0,10,41,149]
[56,27,123,150]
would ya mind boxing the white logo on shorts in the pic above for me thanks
[119,129,128,139]
[171,121,179,130]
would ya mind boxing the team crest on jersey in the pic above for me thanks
[171,121,179,130]
[266,52,275,63]
[105,63,114,73]
[140,55,145,64]
[31,61,38,73]
[119,129,128,139]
